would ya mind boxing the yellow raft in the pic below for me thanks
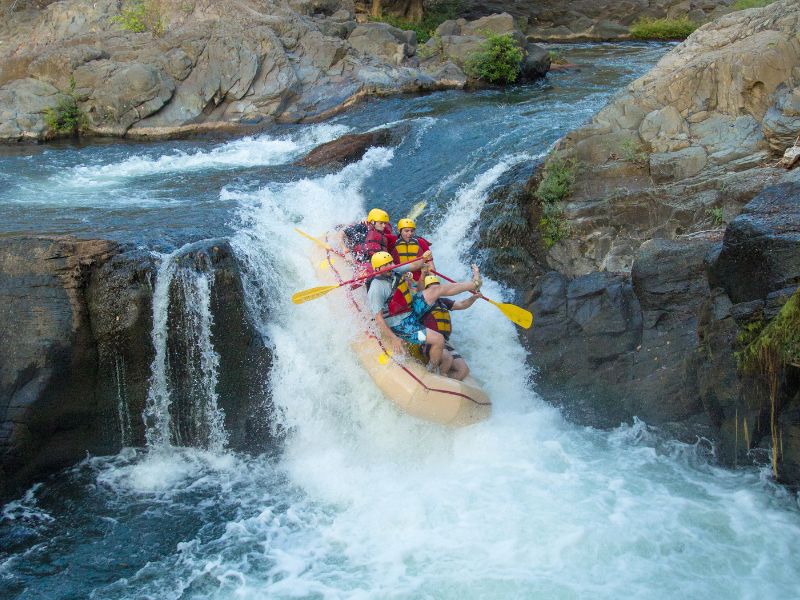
[316,247,491,427]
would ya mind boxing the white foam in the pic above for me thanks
[58,124,350,187]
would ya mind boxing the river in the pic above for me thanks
[2,43,800,599]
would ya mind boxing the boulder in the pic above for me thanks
[348,22,416,65]
[519,43,550,81]
[0,78,61,140]
[711,181,800,303]
[296,125,408,167]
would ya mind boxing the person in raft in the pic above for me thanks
[338,208,396,264]
[419,273,479,381]
[391,217,433,280]
[368,250,482,375]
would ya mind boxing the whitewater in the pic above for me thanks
[1,43,799,600]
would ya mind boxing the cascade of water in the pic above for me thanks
[142,248,227,451]
[113,355,133,447]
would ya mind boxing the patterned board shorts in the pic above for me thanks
[390,313,427,345]
[389,293,433,346]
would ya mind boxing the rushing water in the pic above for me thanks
[2,43,800,599]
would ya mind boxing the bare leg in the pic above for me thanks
[439,349,454,375]
[448,358,470,381]
[426,329,445,368]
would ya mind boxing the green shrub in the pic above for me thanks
[44,78,87,137]
[112,0,164,36]
[547,50,569,65]
[535,156,576,247]
[619,138,648,166]
[464,33,524,84]
[629,17,698,40]
[371,0,461,43]
[707,206,724,227]
[535,156,576,205]
[733,0,775,9]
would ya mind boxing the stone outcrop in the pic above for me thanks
[474,1,800,484]
[0,236,272,501]
[542,0,800,278]
[519,180,800,481]
[459,0,738,41]
[295,123,408,167]
[0,2,549,140]
[418,12,550,82]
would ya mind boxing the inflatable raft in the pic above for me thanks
[316,243,491,427]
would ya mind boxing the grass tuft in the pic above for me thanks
[629,16,698,40]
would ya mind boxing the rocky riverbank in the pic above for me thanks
[0,0,548,141]
[478,0,800,484]
[0,237,272,501]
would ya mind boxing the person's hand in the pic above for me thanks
[422,250,432,261]
[389,337,406,355]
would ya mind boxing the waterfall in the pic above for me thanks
[142,246,228,451]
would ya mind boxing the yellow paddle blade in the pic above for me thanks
[497,302,533,329]
[408,200,427,220]
[378,351,392,365]
[294,227,332,251]
[291,284,339,304]
[482,297,533,329]
[319,258,332,271]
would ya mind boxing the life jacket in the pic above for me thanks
[394,236,423,263]
[422,300,452,339]
[380,273,413,318]
[352,226,388,259]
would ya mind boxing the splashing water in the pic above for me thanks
[2,43,800,600]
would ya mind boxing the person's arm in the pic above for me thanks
[452,294,479,311]
[405,250,431,272]
[424,264,481,303]
[419,238,434,272]
[375,312,405,354]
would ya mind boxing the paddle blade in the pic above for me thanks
[294,227,332,251]
[408,200,427,220]
[497,302,533,329]
[378,351,392,365]
[291,284,339,304]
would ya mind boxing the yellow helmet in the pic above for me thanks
[397,218,416,231]
[367,208,390,223]
[371,251,394,270]
[424,275,440,288]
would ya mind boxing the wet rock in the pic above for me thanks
[711,182,800,303]
[296,124,408,167]
[348,22,416,65]
[0,236,273,502]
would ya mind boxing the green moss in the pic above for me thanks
[464,33,524,84]
[707,207,725,227]
[733,0,775,9]
[736,289,799,479]
[737,290,800,374]
[629,17,698,40]
[44,77,88,137]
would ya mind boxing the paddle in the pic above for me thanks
[432,270,533,330]
[294,228,342,255]
[292,259,419,304]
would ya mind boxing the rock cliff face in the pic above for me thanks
[477,0,800,484]
[0,236,272,501]
[0,0,547,141]
[460,0,738,41]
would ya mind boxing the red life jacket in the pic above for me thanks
[352,227,388,258]
[379,273,413,318]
